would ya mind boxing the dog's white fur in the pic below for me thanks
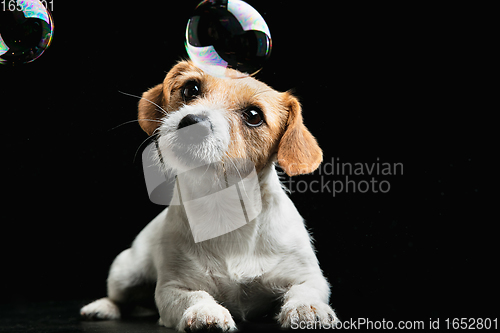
[81,61,338,331]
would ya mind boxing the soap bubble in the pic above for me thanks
[185,0,272,78]
[0,0,54,65]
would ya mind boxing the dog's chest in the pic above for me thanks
[209,254,280,319]
[204,251,279,289]
[226,253,273,280]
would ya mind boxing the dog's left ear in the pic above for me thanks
[277,93,323,176]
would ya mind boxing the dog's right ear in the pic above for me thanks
[138,83,165,136]
[138,61,197,136]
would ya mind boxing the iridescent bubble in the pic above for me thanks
[185,0,272,78]
[0,0,54,65]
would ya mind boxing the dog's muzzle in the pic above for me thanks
[177,114,212,145]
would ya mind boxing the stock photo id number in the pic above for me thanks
[2,0,53,11]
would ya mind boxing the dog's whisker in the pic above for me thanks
[219,150,248,196]
[109,119,163,132]
[251,88,274,98]
[225,156,249,199]
[199,162,213,182]
[118,90,169,116]
[133,133,159,164]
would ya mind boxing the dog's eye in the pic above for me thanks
[242,108,264,127]
[182,81,201,101]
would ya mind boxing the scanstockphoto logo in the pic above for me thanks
[278,157,403,197]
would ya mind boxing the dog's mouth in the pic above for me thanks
[176,114,212,145]
[168,118,217,167]
[155,111,229,173]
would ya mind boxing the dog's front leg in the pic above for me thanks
[277,278,339,329]
[156,282,236,332]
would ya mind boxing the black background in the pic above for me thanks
[1,0,495,327]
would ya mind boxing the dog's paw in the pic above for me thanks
[80,297,121,320]
[176,301,237,332]
[278,301,338,329]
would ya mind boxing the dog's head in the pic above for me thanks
[138,60,322,177]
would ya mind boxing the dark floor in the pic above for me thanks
[0,300,283,333]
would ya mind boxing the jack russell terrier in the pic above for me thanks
[81,60,338,331]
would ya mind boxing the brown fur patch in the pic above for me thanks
[277,93,323,176]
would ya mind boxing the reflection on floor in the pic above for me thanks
[0,300,282,332]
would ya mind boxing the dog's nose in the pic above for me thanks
[178,114,209,130]
[177,114,211,144]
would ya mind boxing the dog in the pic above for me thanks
[81,60,338,331]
